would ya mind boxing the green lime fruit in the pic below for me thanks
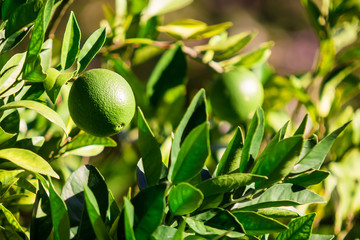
[68,69,136,137]
[210,67,264,124]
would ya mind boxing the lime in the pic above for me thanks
[210,67,264,124]
[68,69,136,137]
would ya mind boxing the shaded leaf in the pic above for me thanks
[0,204,25,234]
[137,107,162,186]
[170,89,207,173]
[294,114,309,136]
[215,127,244,176]
[49,178,70,240]
[122,197,136,240]
[65,132,117,152]
[61,165,108,240]
[240,108,265,173]
[257,207,301,219]
[83,185,112,240]
[146,43,187,106]
[132,184,166,239]
[43,69,73,104]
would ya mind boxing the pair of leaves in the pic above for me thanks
[61,12,106,73]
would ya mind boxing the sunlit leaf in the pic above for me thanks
[169,182,204,215]
[61,11,81,70]
[0,148,59,179]
[275,213,316,240]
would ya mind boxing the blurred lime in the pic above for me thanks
[68,69,136,137]
[210,67,264,124]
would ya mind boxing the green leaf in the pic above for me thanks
[83,185,112,240]
[185,215,247,238]
[214,31,256,60]
[65,132,117,152]
[151,225,178,240]
[252,135,303,189]
[43,68,73,104]
[157,19,232,40]
[232,184,325,211]
[169,182,204,215]
[77,27,107,73]
[0,126,17,145]
[0,80,24,98]
[22,0,54,82]
[146,43,187,106]
[0,52,26,94]
[204,209,245,233]
[196,173,267,198]
[294,114,309,136]
[257,207,301,219]
[215,127,244,176]
[132,184,166,239]
[0,148,59,178]
[300,0,327,39]
[30,181,52,240]
[315,39,335,77]
[137,107,162,186]
[310,234,334,240]
[0,169,24,189]
[0,28,29,55]
[143,0,193,19]
[169,122,210,184]
[223,42,273,68]
[0,203,26,235]
[0,100,68,135]
[5,1,38,38]
[240,108,265,173]
[275,213,316,240]
[61,165,109,240]
[61,11,81,70]
[284,169,329,187]
[292,122,350,173]
[123,197,136,240]
[170,89,207,175]
[48,178,70,240]
[232,210,288,235]
[1,0,25,20]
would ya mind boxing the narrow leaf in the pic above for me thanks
[43,69,73,104]
[275,213,316,240]
[123,197,136,240]
[196,173,266,198]
[138,107,162,186]
[292,122,350,173]
[132,184,166,239]
[143,0,193,19]
[146,43,187,106]
[240,108,265,173]
[65,132,117,151]
[0,100,68,135]
[215,127,244,176]
[170,89,207,175]
[77,27,107,73]
[232,184,325,211]
[0,203,25,234]
[232,210,288,235]
[83,185,112,240]
[0,148,59,178]
[294,114,309,136]
[170,122,210,184]
[48,178,70,240]
[252,135,304,189]
[169,183,204,215]
[61,11,81,70]
[284,169,329,187]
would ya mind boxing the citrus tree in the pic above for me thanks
[0,0,358,239]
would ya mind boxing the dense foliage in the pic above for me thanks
[0,0,359,239]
